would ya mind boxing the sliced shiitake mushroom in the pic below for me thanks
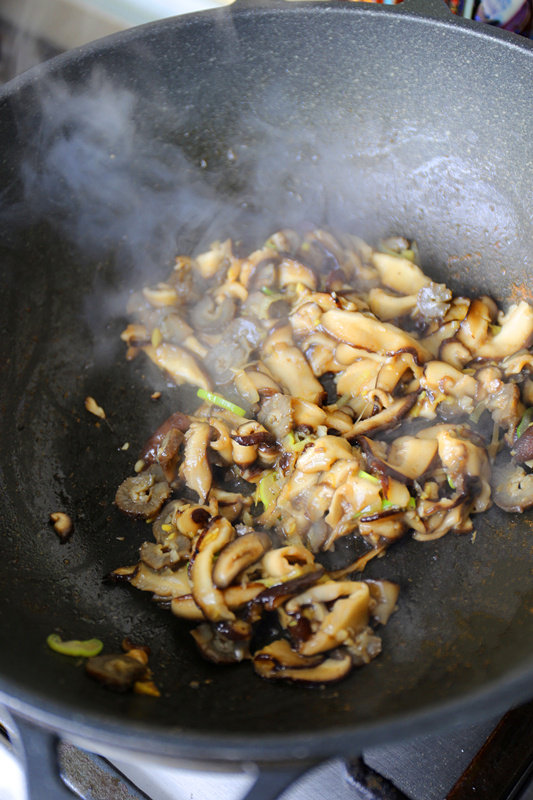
[513,425,533,463]
[192,295,236,332]
[140,411,190,465]
[85,654,147,691]
[253,639,353,683]
[492,462,533,513]
[191,620,252,664]
[190,517,236,622]
[115,465,171,519]
[346,393,418,440]
[212,531,272,589]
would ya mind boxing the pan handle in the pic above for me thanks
[9,714,77,800]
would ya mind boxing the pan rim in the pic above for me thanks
[2,656,533,761]
[0,0,532,106]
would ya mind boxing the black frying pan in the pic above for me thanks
[0,0,532,797]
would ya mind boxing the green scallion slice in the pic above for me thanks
[197,388,246,417]
[358,469,380,485]
[516,408,533,440]
[46,633,103,658]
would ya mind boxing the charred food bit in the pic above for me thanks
[86,639,160,695]
[84,396,106,419]
[49,511,73,543]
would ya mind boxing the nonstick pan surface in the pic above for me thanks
[0,0,532,763]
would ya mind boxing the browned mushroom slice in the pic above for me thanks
[290,301,325,338]
[154,428,184,483]
[325,472,382,535]
[514,425,533,463]
[366,580,400,625]
[492,462,533,513]
[253,638,323,674]
[413,492,473,541]
[158,311,194,345]
[253,640,352,683]
[191,620,252,663]
[263,344,325,404]
[455,297,492,355]
[152,499,211,544]
[278,257,317,291]
[357,434,437,483]
[142,343,211,390]
[345,393,418,439]
[241,368,282,398]
[302,332,344,376]
[387,435,438,481]
[422,320,461,359]
[358,509,412,545]
[139,541,182,570]
[261,545,316,578]
[192,295,236,332]
[142,282,180,308]
[258,393,293,439]
[291,398,328,429]
[180,422,212,503]
[230,422,276,469]
[212,531,272,588]
[140,411,190,465]
[170,595,205,620]
[285,581,371,656]
[115,465,171,519]
[86,654,147,691]
[295,436,353,474]
[502,349,533,379]
[130,562,191,598]
[477,301,533,360]
[371,252,430,295]
[421,361,478,411]
[190,517,236,622]
[255,568,325,612]
[321,309,430,364]
[367,288,418,321]
[195,238,233,279]
[435,428,490,503]
[475,366,523,444]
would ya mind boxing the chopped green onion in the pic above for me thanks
[196,388,246,417]
[47,633,103,658]
[256,470,281,510]
[358,469,380,485]
[516,408,533,440]
[407,497,416,509]
[446,474,456,490]
[260,286,277,296]
[284,431,313,453]
[381,499,394,510]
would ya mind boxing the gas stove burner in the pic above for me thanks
[2,700,533,799]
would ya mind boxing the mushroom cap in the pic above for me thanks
[115,465,171,519]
